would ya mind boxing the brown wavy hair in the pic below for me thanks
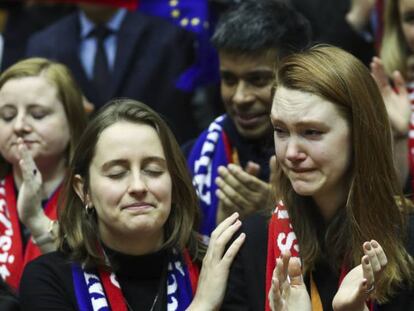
[58,99,204,268]
[273,45,414,302]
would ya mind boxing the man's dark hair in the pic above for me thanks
[212,0,311,58]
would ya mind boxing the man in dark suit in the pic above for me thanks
[26,4,198,143]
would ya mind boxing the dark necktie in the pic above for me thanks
[91,25,111,106]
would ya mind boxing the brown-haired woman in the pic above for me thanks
[0,57,87,289]
[19,99,245,310]
[222,45,414,311]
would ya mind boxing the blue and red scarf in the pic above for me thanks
[72,249,199,311]
[187,115,234,240]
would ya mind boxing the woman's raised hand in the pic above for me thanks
[332,240,388,311]
[16,138,44,226]
[187,212,246,311]
[370,57,411,137]
[269,251,311,311]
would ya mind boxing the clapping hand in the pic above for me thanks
[332,240,387,311]
[268,251,311,311]
[16,138,43,226]
[371,57,411,137]
[187,212,245,311]
[215,156,276,223]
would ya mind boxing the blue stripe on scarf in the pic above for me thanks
[72,250,193,311]
[72,264,94,311]
[167,250,193,310]
[187,115,229,238]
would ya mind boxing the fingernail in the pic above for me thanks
[371,240,378,248]
[365,243,371,250]
[364,257,370,265]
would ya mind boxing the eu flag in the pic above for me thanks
[138,0,220,91]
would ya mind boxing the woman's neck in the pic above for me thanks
[13,157,67,199]
[313,187,348,223]
[100,229,165,256]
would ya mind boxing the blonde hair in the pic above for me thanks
[380,0,411,78]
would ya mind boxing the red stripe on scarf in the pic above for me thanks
[221,131,233,164]
[98,248,199,310]
[265,203,299,311]
[184,249,199,294]
[0,174,60,289]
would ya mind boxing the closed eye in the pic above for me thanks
[0,107,17,122]
[274,127,288,138]
[142,169,164,177]
[107,171,127,179]
[303,129,323,138]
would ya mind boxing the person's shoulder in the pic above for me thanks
[23,250,71,277]
[123,10,194,40]
[29,12,78,39]
[20,251,78,310]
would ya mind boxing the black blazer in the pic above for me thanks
[26,10,198,143]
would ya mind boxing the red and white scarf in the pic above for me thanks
[0,173,60,289]
[265,203,374,311]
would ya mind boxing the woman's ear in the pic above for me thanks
[73,174,89,204]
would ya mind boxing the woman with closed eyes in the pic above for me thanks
[0,58,87,290]
[19,99,245,311]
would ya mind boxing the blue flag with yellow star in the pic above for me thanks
[138,0,220,91]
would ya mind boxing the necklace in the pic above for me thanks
[125,292,159,311]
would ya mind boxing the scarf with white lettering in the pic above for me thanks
[265,203,375,311]
[0,173,60,289]
[72,249,199,311]
[187,115,233,240]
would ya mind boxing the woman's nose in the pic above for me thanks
[285,138,306,162]
[128,172,148,195]
[13,113,31,135]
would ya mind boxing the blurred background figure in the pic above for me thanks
[0,58,87,290]
[377,0,414,196]
[0,0,75,71]
[26,2,198,143]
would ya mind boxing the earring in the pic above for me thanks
[85,203,94,215]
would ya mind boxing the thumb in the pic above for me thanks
[245,161,260,176]
[393,70,408,96]
[288,257,303,286]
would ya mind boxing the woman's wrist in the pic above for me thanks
[31,219,58,247]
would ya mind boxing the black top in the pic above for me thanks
[222,213,414,311]
[19,247,169,311]
[0,277,20,311]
